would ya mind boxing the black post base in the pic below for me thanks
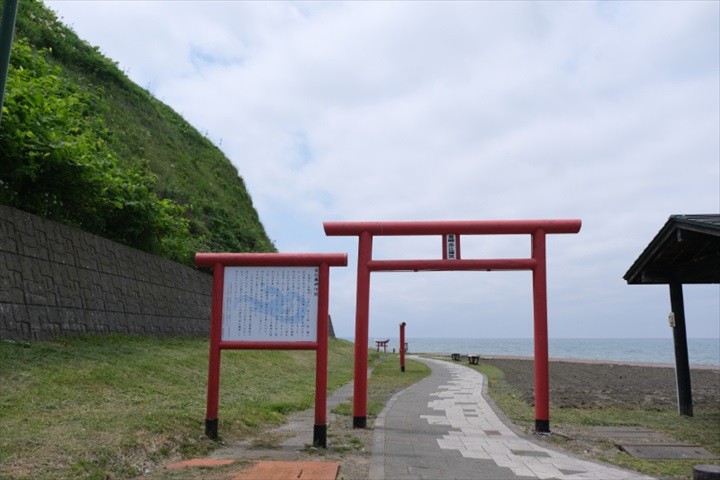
[534,419,550,434]
[313,424,327,448]
[401,366,405,372]
[353,416,366,429]
[205,418,219,439]
[693,464,720,480]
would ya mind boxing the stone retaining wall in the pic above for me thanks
[0,205,211,340]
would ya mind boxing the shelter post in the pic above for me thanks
[532,230,551,433]
[669,282,693,416]
[353,230,373,428]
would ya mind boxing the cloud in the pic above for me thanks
[46,0,719,339]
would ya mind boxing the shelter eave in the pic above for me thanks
[624,214,720,285]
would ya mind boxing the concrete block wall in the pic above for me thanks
[0,205,211,340]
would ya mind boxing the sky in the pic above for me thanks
[46,1,719,340]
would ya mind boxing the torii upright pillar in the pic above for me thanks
[532,230,550,432]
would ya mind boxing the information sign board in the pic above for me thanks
[195,252,347,447]
[222,267,319,342]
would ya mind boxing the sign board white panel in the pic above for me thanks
[222,266,319,342]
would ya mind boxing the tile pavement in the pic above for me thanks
[370,357,656,480]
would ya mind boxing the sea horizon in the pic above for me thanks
[347,337,720,367]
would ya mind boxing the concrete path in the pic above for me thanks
[370,357,656,480]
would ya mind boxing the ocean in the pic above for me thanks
[360,337,720,367]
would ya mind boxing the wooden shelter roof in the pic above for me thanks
[624,214,720,285]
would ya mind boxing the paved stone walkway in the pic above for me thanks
[370,357,656,480]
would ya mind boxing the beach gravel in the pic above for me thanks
[481,357,720,409]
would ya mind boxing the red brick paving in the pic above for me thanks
[164,458,339,479]
[231,461,339,480]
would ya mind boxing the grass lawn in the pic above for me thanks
[331,353,431,419]
[8,336,713,480]
[0,335,358,480]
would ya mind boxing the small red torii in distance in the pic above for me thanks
[324,219,581,433]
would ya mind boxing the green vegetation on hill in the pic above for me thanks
[1,0,275,263]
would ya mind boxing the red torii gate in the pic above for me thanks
[324,219,581,433]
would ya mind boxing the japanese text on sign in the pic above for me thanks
[446,234,457,259]
[222,267,319,342]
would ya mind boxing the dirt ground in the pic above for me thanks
[480,357,720,409]
[479,357,720,475]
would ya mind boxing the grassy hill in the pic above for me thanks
[1,0,275,263]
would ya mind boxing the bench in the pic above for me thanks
[468,355,479,365]
[451,353,461,361]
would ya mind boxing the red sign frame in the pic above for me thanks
[195,253,347,447]
[399,321,407,372]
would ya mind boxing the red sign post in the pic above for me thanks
[195,253,347,447]
[324,220,581,433]
[399,322,407,372]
